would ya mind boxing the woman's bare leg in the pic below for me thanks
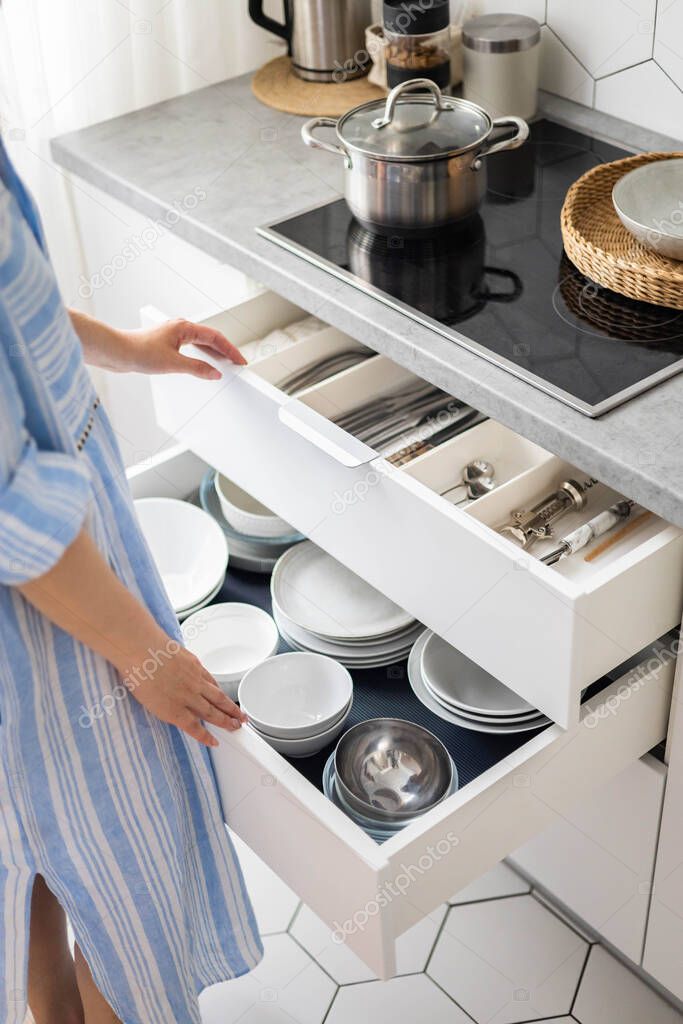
[27,875,84,1024]
[73,945,122,1024]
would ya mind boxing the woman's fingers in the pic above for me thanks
[178,353,222,381]
[201,678,247,721]
[190,694,240,731]
[178,321,247,366]
[179,713,219,748]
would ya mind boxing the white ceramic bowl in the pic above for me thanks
[238,652,353,739]
[134,498,228,613]
[181,602,279,698]
[215,474,294,539]
[612,159,683,260]
[251,703,351,758]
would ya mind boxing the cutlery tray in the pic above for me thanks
[149,289,683,728]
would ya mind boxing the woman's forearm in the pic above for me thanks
[19,526,168,676]
[68,310,135,372]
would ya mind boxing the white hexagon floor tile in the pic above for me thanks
[427,894,587,1024]
[547,0,656,78]
[290,903,447,984]
[199,933,336,1024]
[573,946,683,1024]
[449,861,530,905]
[326,974,472,1024]
[230,830,299,935]
[654,0,683,90]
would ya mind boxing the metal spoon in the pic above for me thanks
[441,459,496,504]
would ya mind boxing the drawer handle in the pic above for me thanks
[279,400,378,468]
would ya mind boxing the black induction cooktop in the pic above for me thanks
[259,119,683,417]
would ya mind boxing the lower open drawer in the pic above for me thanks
[128,448,676,980]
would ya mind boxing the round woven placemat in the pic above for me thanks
[561,151,683,310]
[252,55,386,117]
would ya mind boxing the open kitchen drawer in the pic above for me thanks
[145,291,683,728]
[127,445,677,980]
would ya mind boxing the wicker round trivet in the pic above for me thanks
[561,151,683,310]
[252,55,386,118]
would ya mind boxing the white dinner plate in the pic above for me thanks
[135,497,228,613]
[278,625,413,668]
[274,607,422,659]
[421,675,543,725]
[181,603,279,690]
[176,576,225,622]
[408,631,549,734]
[271,542,414,641]
[420,631,535,717]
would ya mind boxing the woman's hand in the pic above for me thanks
[119,318,247,379]
[127,644,247,748]
[69,309,247,378]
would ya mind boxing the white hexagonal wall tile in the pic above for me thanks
[230,830,299,935]
[326,974,472,1024]
[654,0,683,90]
[547,0,656,78]
[540,26,594,108]
[574,945,683,1024]
[427,895,587,1024]
[199,933,336,1024]
[470,0,546,22]
[595,61,683,138]
[449,861,530,905]
[290,903,447,985]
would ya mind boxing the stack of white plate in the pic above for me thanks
[408,629,550,734]
[181,603,280,700]
[271,542,421,668]
[134,498,229,620]
[238,652,353,758]
[199,471,303,574]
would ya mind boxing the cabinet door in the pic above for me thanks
[643,628,683,996]
[510,755,666,964]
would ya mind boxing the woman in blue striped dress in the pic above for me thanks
[0,138,263,1024]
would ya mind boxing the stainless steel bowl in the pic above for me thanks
[334,718,453,822]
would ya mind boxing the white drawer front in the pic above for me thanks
[510,755,666,964]
[126,447,674,981]
[149,290,683,728]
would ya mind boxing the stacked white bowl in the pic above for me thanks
[181,603,280,700]
[238,652,353,758]
[134,497,229,620]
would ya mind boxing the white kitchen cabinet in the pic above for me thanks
[128,446,676,980]
[145,290,683,729]
[510,754,666,964]
[643,637,683,1000]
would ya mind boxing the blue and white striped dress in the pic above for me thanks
[0,142,262,1024]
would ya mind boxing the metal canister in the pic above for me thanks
[462,14,541,120]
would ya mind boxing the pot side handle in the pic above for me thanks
[301,118,351,168]
[476,116,529,163]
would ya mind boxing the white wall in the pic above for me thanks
[473,0,683,140]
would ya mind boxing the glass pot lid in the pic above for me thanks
[337,78,492,162]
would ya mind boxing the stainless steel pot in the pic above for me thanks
[302,78,529,232]
[249,0,372,82]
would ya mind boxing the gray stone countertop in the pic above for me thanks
[51,76,683,527]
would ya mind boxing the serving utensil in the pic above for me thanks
[441,459,496,503]
[499,477,598,550]
[541,499,633,566]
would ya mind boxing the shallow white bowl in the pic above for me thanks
[612,159,683,261]
[252,703,351,758]
[134,498,228,613]
[238,652,353,739]
[215,474,294,539]
[181,602,279,698]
